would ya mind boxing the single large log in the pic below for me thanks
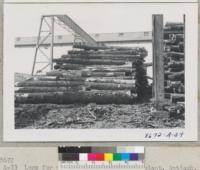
[54,63,133,72]
[143,62,153,67]
[164,71,173,79]
[164,31,184,38]
[16,80,135,90]
[46,70,133,77]
[164,34,184,45]
[164,23,184,31]
[54,64,85,70]
[165,22,184,26]
[179,42,184,52]
[46,70,133,80]
[168,67,184,72]
[167,61,184,69]
[167,71,184,82]
[165,84,184,93]
[81,71,126,77]
[165,52,184,60]
[15,91,137,104]
[16,80,85,87]
[171,94,185,103]
[68,49,147,56]
[86,82,135,90]
[85,68,133,74]
[53,58,127,65]
[85,77,135,84]
[46,70,82,77]
[62,54,142,61]
[73,44,147,53]
[33,76,85,81]
[15,86,84,93]
[164,44,183,52]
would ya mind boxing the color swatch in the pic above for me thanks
[58,146,144,161]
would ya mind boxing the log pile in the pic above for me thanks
[163,22,185,103]
[15,45,148,104]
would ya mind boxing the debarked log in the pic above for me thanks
[53,58,127,65]
[15,91,137,104]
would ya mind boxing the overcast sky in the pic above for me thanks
[4,3,185,75]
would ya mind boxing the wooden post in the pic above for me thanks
[50,16,54,70]
[152,15,165,110]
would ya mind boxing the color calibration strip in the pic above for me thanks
[58,146,144,161]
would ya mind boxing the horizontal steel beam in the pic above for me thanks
[15,31,152,48]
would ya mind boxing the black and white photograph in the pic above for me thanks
[3,2,198,141]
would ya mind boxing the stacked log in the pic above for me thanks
[163,22,185,103]
[15,45,148,104]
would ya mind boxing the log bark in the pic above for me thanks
[16,80,85,87]
[15,86,84,93]
[54,64,133,73]
[143,62,153,67]
[54,64,85,70]
[164,25,184,31]
[53,58,127,65]
[46,70,83,77]
[46,70,132,78]
[81,71,126,77]
[164,34,184,45]
[73,44,147,53]
[165,85,184,93]
[33,76,85,81]
[164,45,183,52]
[168,67,184,72]
[85,77,135,84]
[62,54,142,60]
[15,91,137,104]
[86,82,135,90]
[16,80,135,90]
[68,49,147,56]
[165,22,184,26]
[167,61,184,69]
[166,52,184,60]
[171,94,185,103]
[167,71,184,82]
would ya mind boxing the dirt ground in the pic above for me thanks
[15,103,184,129]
